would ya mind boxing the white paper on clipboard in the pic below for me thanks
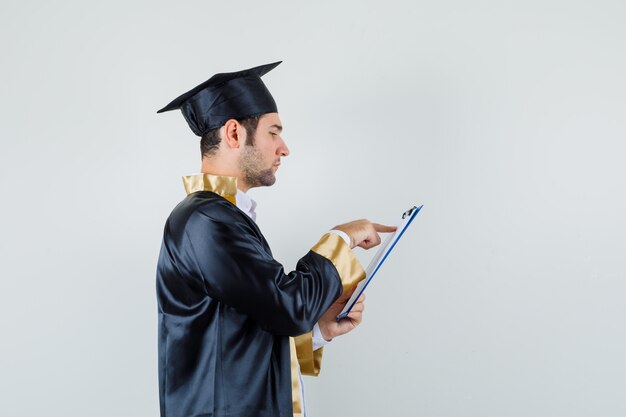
[336,204,423,321]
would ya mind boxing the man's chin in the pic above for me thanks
[262,169,277,186]
[263,176,277,187]
[247,171,276,188]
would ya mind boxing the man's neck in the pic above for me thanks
[200,161,250,192]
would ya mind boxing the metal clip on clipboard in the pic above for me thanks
[402,206,418,219]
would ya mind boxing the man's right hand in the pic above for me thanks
[332,219,397,249]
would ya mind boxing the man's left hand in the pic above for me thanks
[317,290,365,342]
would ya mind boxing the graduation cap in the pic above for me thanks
[157,61,281,136]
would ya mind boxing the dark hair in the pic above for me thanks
[200,115,261,158]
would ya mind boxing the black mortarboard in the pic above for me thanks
[157,61,281,136]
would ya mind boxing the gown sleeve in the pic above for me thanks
[181,201,365,336]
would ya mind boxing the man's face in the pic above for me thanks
[238,113,289,189]
[239,113,289,188]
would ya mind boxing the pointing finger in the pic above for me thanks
[373,223,397,233]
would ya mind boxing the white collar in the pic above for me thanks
[236,189,257,222]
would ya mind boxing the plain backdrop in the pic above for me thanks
[1,1,625,416]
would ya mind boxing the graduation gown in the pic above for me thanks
[156,174,365,417]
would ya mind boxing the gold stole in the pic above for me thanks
[290,337,304,417]
[291,332,326,416]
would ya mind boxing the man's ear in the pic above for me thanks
[222,119,242,149]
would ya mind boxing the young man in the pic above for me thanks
[156,61,394,417]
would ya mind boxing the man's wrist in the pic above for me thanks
[312,323,332,351]
[328,229,351,247]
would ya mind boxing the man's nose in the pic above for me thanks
[278,138,290,157]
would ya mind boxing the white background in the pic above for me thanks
[1,1,625,416]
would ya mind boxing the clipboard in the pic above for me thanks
[336,204,423,321]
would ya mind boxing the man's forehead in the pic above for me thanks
[259,113,282,130]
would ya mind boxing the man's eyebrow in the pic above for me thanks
[269,124,283,132]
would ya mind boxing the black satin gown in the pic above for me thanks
[156,191,343,417]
